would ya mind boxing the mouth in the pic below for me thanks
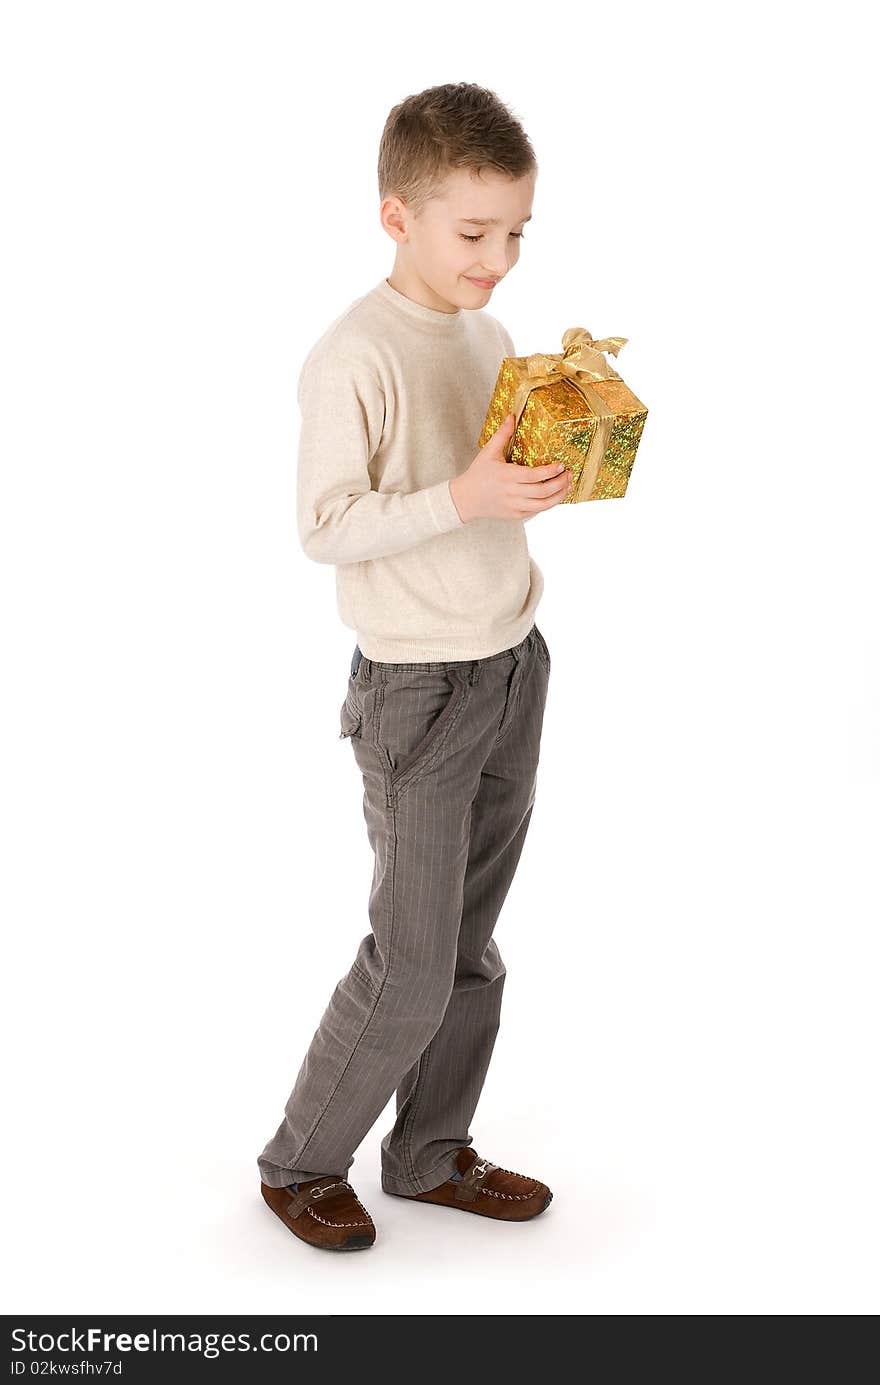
[465,276,499,289]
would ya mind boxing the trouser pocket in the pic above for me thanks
[339,689,362,740]
[377,667,470,794]
[339,654,366,740]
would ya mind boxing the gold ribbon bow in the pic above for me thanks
[505,327,629,501]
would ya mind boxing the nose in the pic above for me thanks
[483,252,515,279]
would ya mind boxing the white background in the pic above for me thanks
[3,0,877,1315]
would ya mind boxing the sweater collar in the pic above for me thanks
[374,276,465,329]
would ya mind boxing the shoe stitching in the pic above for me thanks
[286,1179,375,1229]
[479,1185,540,1201]
[486,1162,533,1180]
[465,1156,543,1200]
[305,1207,373,1229]
[350,1193,373,1220]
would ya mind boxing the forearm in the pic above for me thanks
[299,477,464,564]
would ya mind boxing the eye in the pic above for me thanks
[459,232,526,243]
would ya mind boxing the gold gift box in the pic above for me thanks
[478,328,648,502]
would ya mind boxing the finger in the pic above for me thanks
[485,414,517,457]
[492,412,517,435]
[510,459,568,478]
[510,463,569,485]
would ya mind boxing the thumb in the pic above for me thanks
[480,411,516,460]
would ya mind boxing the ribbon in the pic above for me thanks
[504,327,629,502]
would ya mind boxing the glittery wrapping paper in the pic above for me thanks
[478,356,649,502]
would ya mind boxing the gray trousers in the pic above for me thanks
[257,622,551,1196]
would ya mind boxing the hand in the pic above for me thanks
[450,413,573,523]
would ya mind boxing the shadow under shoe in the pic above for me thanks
[261,1174,376,1251]
[385,1146,553,1222]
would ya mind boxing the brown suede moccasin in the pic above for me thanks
[385,1147,552,1221]
[260,1175,376,1251]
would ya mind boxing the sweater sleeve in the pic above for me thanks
[296,345,465,564]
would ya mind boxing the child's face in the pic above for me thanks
[383,166,535,311]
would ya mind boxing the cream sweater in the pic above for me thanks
[296,275,544,661]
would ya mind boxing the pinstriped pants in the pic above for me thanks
[257,622,551,1196]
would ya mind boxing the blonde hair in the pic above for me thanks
[378,82,537,219]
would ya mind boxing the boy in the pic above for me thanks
[258,83,571,1251]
